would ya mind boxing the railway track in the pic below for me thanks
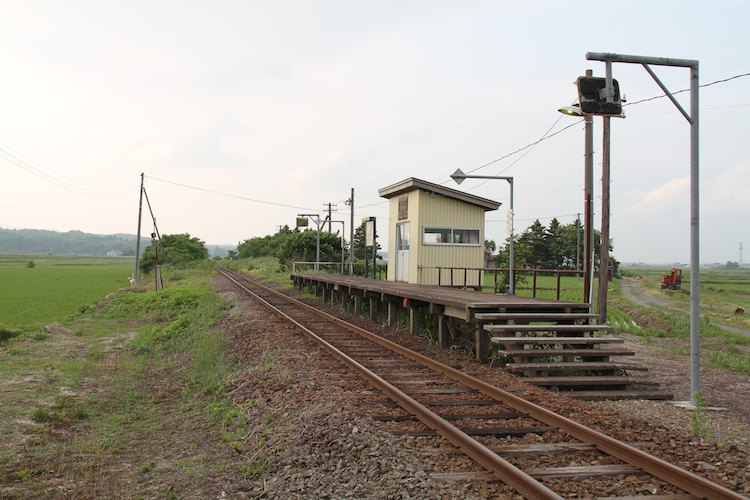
[217,267,744,499]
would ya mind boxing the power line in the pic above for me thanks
[487,212,580,223]
[460,119,583,177]
[0,143,134,198]
[624,71,750,107]
[465,71,750,184]
[145,175,320,212]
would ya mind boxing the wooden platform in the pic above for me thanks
[290,273,670,401]
[291,274,588,322]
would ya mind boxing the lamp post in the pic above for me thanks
[451,169,515,294]
[559,69,595,310]
[297,213,322,272]
[330,220,346,274]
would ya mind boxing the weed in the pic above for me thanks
[240,457,269,479]
[17,468,31,481]
[258,350,280,371]
[32,331,49,341]
[73,405,89,420]
[86,345,105,360]
[690,393,714,441]
[138,460,156,473]
[710,350,750,375]
[31,407,51,423]
[0,328,19,342]
[7,346,29,356]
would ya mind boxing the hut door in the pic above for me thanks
[395,222,410,282]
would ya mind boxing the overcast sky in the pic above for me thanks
[1,1,748,264]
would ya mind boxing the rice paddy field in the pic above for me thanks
[0,255,135,333]
[621,265,750,329]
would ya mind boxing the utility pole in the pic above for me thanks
[576,213,581,271]
[324,202,337,232]
[740,242,744,266]
[134,173,145,285]
[348,189,354,275]
[584,70,595,310]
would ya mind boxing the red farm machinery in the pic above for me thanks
[661,268,682,290]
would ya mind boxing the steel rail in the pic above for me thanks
[218,268,561,499]
[219,268,743,499]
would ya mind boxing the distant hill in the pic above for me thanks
[0,227,149,256]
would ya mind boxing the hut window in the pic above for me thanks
[423,227,480,246]
[452,229,480,244]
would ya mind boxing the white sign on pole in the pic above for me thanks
[506,209,514,236]
[365,219,375,247]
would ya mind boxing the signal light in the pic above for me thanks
[577,76,622,115]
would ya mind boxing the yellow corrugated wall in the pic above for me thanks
[417,191,485,286]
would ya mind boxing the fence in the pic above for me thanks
[292,261,388,280]
[418,266,586,301]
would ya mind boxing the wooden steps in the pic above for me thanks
[522,376,660,387]
[505,362,647,373]
[565,390,674,401]
[499,348,634,358]
[490,336,623,344]
[475,312,601,321]
[486,316,670,399]
[484,324,612,333]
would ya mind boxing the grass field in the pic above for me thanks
[621,266,750,329]
[0,255,135,333]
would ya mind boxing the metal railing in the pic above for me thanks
[419,266,585,301]
[292,261,388,279]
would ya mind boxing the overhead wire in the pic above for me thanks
[623,71,750,107]
[145,175,321,212]
[0,143,134,198]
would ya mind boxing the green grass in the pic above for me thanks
[621,266,750,329]
[710,349,750,375]
[481,270,587,302]
[0,255,135,333]
[0,261,252,496]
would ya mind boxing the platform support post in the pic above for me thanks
[387,300,399,327]
[438,315,450,348]
[323,286,330,304]
[369,296,379,323]
[353,293,362,315]
[340,288,351,309]
[409,306,420,336]
[475,323,488,362]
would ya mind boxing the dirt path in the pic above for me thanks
[620,277,750,338]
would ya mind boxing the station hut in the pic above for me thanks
[378,177,500,286]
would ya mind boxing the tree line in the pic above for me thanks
[138,218,619,277]
[493,217,618,275]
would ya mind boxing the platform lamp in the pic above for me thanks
[450,169,515,295]
[297,213,322,272]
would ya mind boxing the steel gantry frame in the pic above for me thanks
[586,52,700,405]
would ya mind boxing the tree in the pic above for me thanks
[236,226,296,259]
[276,229,343,268]
[139,233,208,273]
[484,239,497,253]
[495,219,619,276]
